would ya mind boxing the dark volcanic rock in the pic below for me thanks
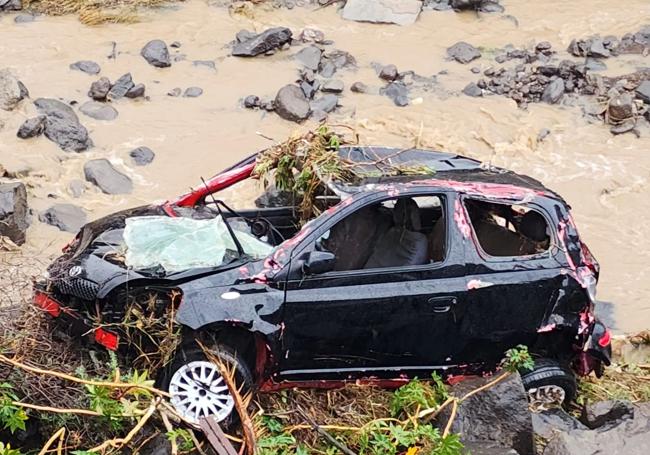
[608,92,635,122]
[141,40,171,68]
[88,77,111,101]
[129,147,155,166]
[79,101,118,121]
[321,79,344,93]
[84,159,133,194]
[183,87,203,97]
[310,94,338,113]
[69,60,101,75]
[463,82,482,97]
[635,80,650,103]
[438,374,533,455]
[381,82,409,106]
[125,83,146,99]
[14,13,35,23]
[243,95,260,108]
[34,98,93,152]
[585,58,607,72]
[107,73,134,101]
[379,64,399,81]
[580,400,635,430]
[0,182,29,245]
[232,27,293,57]
[541,78,565,104]
[451,0,503,12]
[447,41,481,64]
[351,81,369,93]
[0,0,21,11]
[532,409,588,441]
[39,204,86,233]
[0,68,28,111]
[193,60,216,70]
[274,84,310,122]
[295,46,322,70]
[17,116,46,139]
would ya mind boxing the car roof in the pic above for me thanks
[334,146,562,202]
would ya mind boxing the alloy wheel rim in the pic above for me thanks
[169,360,234,424]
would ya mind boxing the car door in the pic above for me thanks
[277,190,469,381]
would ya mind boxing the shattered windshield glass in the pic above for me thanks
[123,216,273,273]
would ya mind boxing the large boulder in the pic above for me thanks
[438,374,534,455]
[447,41,481,64]
[0,0,21,11]
[0,68,28,111]
[141,40,171,68]
[607,92,635,122]
[88,77,111,101]
[342,0,422,26]
[532,408,588,442]
[541,78,565,104]
[38,204,86,233]
[129,146,155,166]
[274,85,310,122]
[84,159,133,194]
[232,27,293,57]
[34,98,93,152]
[580,400,635,430]
[0,182,29,245]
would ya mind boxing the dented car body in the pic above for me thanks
[35,147,611,402]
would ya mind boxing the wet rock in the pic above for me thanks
[463,82,482,97]
[0,0,21,11]
[321,79,344,93]
[585,58,607,72]
[125,83,145,99]
[318,61,336,78]
[14,14,35,23]
[274,84,310,122]
[447,41,481,64]
[589,38,610,58]
[310,94,338,113]
[255,185,295,208]
[351,81,369,93]
[300,81,316,99]
[107,73,134,101]
[243,95,260,108]
[541,78,565,104]
[580,400,635,430]
[324,50,357,70]
[381,82,409,106]
[532,409,587,441]
[79,101,118,121]
[88,77,111,101]
[69,60,101,75]
[342,0,423,26]
[462,442,519,455]
[635,80,650,103]
[129,147,155,166]
[170,41,181,48]
[471,66,481,74]
[84,159,133,194]
[0,182,29,246]
[0,68,28,111]
[68,180,85,198]
[17,116,46,139]
[236,29,257,43]
[34,98,93,152]
[193,60,216,70]
[438,374,533,455]
[141,39,171,68]
[295,46,322,71]
[608,92,635,122]
[298,28,325,43]
[183,87,203,98]
[167,87,182,97]
[232,27,293,57]
[478,1,504,13]
[379,64,399,81]
[39,204,86,233]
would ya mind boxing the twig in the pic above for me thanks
[458,372,510,403]
[297,407,357,455]
[442,399,458,438]
[0,354,168,396]
[14,401,102,416]
[417,396,454,422]
[38,427,65,455]
[161,410,179,455]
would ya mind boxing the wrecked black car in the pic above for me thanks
[34,144,611,426]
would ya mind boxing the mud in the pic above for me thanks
[1,0,650,333]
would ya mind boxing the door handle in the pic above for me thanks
[428,297,457,313]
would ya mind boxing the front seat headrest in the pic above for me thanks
[520,210,548,242]
[393,198,421,232]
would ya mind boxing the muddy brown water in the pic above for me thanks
[1,0,649,333]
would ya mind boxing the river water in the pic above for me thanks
[1,0,649,333]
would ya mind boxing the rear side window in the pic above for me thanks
[464,199,550,257]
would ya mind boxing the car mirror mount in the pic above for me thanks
[302,251,336,275]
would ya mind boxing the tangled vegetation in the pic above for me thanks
[22,0,177,25]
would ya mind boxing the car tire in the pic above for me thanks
[161,342,253,428]
[520,358,577,407]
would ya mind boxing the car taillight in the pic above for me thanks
[598,329,611,348]
[94,328,119,351]
[34,292,62,317]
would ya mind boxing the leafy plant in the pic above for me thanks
[503,345,535,373]
[0,383,28,434]
[257,433,298,455]
[85,384,124,430]
[0,442,22,455]
[391,373,448,417]
[166,428,195,451]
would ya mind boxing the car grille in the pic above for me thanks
[56,278,100,301]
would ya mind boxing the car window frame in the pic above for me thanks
[286,188,454,279]
[460,195,557,263]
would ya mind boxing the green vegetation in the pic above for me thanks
[0,383,27,434]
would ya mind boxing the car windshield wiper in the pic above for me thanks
[201,177,245,258]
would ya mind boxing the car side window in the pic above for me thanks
[314,195,446,272]
[464,199,551,257]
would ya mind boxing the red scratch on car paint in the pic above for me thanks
[238,265,250,277]
[454,199,472,239]
[537,323,557,333]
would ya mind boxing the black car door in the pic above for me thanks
[277,191,468,381]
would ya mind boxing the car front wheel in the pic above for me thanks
[162,343,253,427]
[520,358,577,409]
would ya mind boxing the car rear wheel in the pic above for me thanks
[161,343,253,427]
[520,358,577,409]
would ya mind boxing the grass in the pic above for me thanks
[23,0,178,25]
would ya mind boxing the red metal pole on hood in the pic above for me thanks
[172,162,256,208]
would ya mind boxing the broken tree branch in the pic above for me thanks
[38,427,65,455]
[14,401,102,416]
[297,407,357,455]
